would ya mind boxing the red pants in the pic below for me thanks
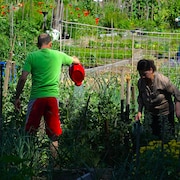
[25,97,62,140]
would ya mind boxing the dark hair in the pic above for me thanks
[37,33,51,49]
[137,59,156,72]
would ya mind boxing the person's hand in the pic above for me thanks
[175,101,180,118]
[14,98,21,111]
[72,56,80,64]
[135,112,142,121]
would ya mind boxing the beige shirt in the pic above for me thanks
[137,72,180,115]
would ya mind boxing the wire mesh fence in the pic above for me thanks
[59,21,180,89]
[60,22,179,68]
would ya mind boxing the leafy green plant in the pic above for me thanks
[57,76,134,169]
[0,129,50,179]
[136,140,180,179]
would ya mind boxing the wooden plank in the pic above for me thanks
[120,68,125,100]
[126,74,131,106]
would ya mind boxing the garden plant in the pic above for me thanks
[0,0,180,179]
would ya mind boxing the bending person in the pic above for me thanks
[135,59,180,140]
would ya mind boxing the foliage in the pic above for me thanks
[57,76,133,168]
[100,2,129,29]
[0,33,10,61]
[0,129,50,179]
[166,0,180,29]
[0,0,180,179]
[112,129,180,179]
[0,17,10,61]
[136,140,180,179]
[1,70,180,178]
[0,75,135,178]
[65,1,97,25]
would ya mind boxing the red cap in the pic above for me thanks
[69,64,85,86]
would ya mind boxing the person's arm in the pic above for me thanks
[14,71,29,111]
[174,89,180,118]
[175,101,180,118]
[163,75,180,118]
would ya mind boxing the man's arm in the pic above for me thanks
[14,71,29,111]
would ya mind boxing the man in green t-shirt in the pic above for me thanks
[14,33,80,163]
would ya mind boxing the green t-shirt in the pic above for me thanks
[23,48,73,100]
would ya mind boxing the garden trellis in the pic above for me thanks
[59,21,180,76]
[58,21,180,102]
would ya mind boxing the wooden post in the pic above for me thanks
[59,0,64,51]
[42,12,48,31]
[3,34,16,97]
[111,19,114,60]
[3,61,11,97]
[50,0,55,28]
[131,33,135,69]
[131,85,136,114]
[126,74,131,106]
[120,69,125,102]
[120,68,125,120]
[53,0,63,30]
[3,61,16,97]
[126,74,131,121]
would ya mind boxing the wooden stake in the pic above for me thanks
[120,68,125,100]
[126,74,131,106]
[126,74,131,121]
[3,61,11,97]
[120,68,125,120]
[3,35,16,97]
